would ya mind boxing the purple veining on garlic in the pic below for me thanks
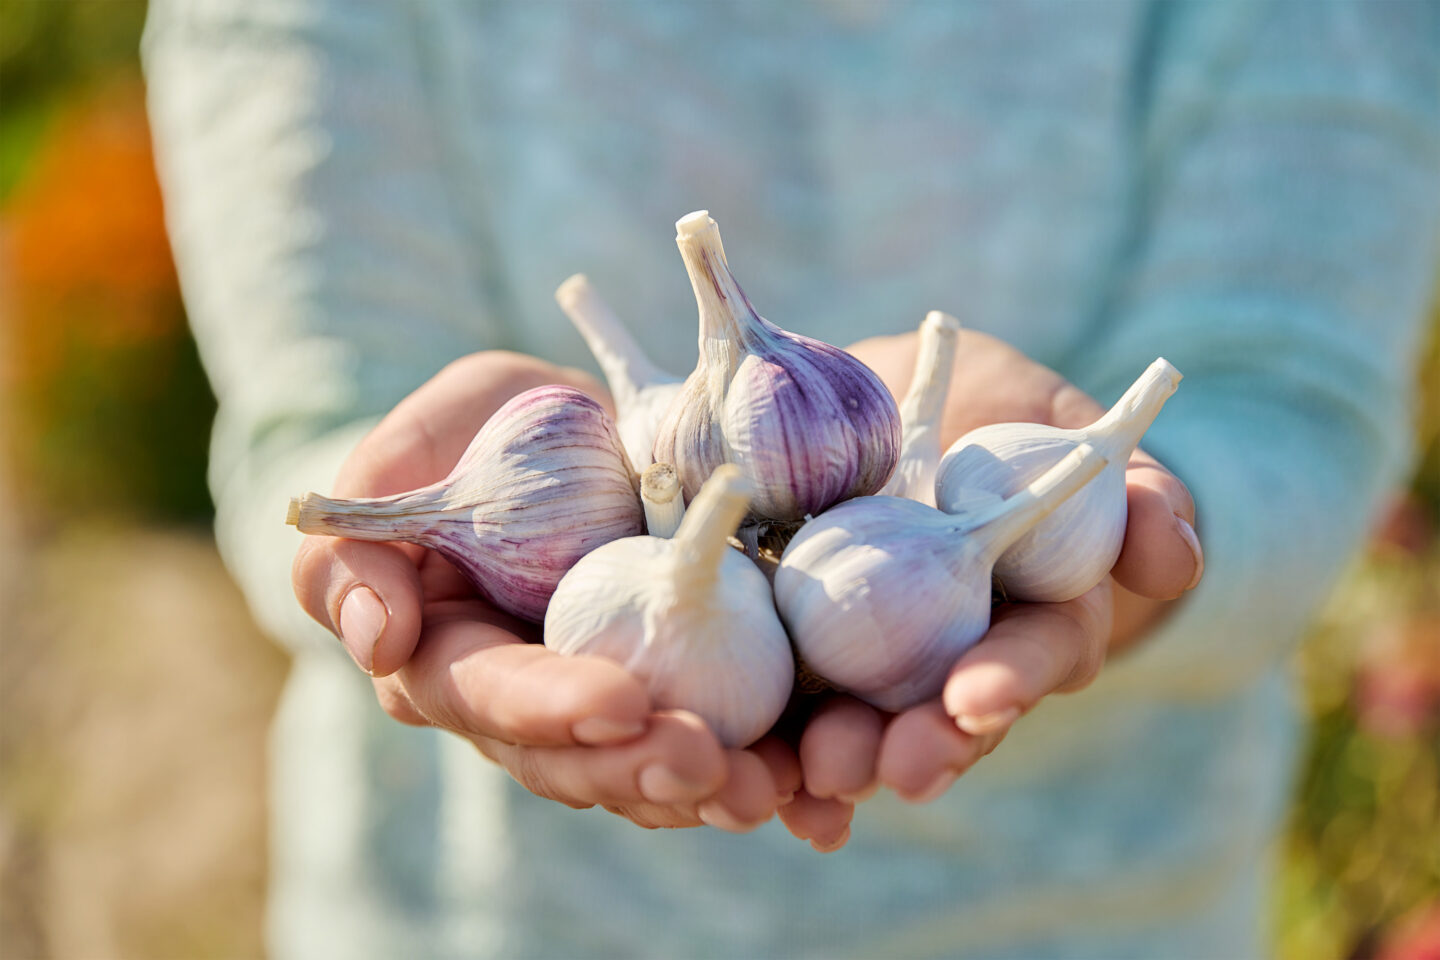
[288,385,643,623]
[654,211,900,522]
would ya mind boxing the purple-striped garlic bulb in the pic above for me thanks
[545,465,794,748]
[653,211,901,523]
[877,310,962,506]
[934,358,1181,603]
[286,385,644,623]
[774,444,1108,711]
[555,274,684,470]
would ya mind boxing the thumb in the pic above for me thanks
[292,535,425,676]
[1111,452,1203,600]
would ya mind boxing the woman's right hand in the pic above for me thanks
[290,351,801,833]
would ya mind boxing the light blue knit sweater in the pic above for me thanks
[144,1,1440,956]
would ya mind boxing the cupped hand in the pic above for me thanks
[788,329,1205,817]
[291,351,801,834]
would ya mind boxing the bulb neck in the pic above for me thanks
[288,488,448,543]
[961,443,1109,561]
[675,212,767,375]
[641,462,686,538]
[555,274,673,412]
[900,311,961,432]
[1086,358,1182,460]
[671,464,751,589]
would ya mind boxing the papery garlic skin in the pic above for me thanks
[653,211,900,523]
[545,465,793,748]
[555,274,685,470]
[288,385,643,623]
[878,310,961,506]
[775,444,1107,711]
[934,358,1181,602]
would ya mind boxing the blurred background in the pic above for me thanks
[0,2,1436,958]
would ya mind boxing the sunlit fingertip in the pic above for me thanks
[697,800,770,834]
[809,825,851,854]
[901,768,957,805]
[835,782,879,804]
[1176,516,1204,591]
[954,705,1019,736]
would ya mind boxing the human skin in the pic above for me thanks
[291,334,1202,848]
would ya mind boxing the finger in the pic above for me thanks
[877,701,1004,803]
[941,583,1112,734]
[799,696,886,802]
[748,735,804,803]
[399,606,652,747]
[372,674,430,727]
[1114,454,1203,599]
[776,790,854,853]
[477,710,727,809]
[697,750,784,833]
[292,536,424,675]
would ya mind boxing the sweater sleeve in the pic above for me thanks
[1069,0,1440,695]
[142,0,503,654]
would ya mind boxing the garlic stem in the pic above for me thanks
[286,489,445,542]
[880,310,962,503]
[671,464,751,587]
[641,462,686,538]
[962,443,1109,561]
[554,274,671,413]
[1087,358,1182,460]
[675,211,759,366]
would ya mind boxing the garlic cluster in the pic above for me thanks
[287,209,1184,753]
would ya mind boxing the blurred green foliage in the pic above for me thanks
[1,0,148,201]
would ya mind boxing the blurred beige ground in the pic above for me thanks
[0,521,288,959]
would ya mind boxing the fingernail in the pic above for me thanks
[638,763,703,804]
[572,716,647,745]
[776,788,797,806]
[1175,516,1204,591]
[955,706,1019,736]
[836,782,879,804]
[809,826,850,853]
[338,586,386,674]
[906,769,957,805]
[697,801,767,834]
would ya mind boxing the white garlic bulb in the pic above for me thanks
[554,273,685,470]
[287,385,644,623]
[545,465,794,748]
[653,211,901,523]
[877,310,962,506]
[774,444,1108,711]
[934,358,1181,603]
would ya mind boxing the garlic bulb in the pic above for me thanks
[934,358,1181,602]
[555,273,685,470]
[287,385,644,623]
[653,211,901,523]
[877,310,962,505]
[774,444,1108,711]
[640,461,685,538]
[544,465,794,748]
